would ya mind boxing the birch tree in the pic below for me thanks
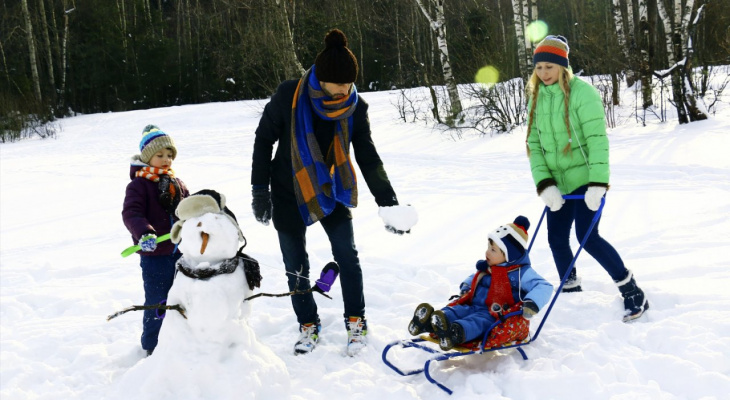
[511,0,536,79]
[274,0,304,79]
[613,0,634,85]
[656,0,706,123]
[21,0,42,102]
[415,0,462,121]
[637,0,653,108]
[38,0,56,102]
[59,4,73,112]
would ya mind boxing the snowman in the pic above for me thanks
[114,190,290,400]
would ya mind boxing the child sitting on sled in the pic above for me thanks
[408,216,553,351]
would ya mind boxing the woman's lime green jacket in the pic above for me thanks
[527,77,609,195]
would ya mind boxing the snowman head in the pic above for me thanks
[171,190,244,263]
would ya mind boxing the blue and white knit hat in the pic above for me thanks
[139,124,177,164]
[488,216,531,263]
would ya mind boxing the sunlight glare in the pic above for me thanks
[526,20,549,43]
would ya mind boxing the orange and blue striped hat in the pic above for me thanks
[533,35,569,68]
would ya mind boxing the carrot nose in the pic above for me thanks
[200,232,209,254]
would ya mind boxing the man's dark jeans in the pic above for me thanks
[277,212,364,324]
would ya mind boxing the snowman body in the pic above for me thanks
[115,210,288,399]
[163,211,252,347]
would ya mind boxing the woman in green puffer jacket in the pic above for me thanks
[525,35,648,322]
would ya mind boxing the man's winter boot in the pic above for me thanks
[562,268,583,293]
[346,316,368,356]
[616,270,649,322]
[294,322,321,355]
[408,303,434,336]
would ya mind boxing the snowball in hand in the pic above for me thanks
[378,204,418,232]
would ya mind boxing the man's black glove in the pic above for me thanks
[251,187,272,225]
[522,299,539,320]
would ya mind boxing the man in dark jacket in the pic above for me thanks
[251,29,415,356]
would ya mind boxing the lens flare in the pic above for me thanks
[526,20,548,43]
[475,66,499,86]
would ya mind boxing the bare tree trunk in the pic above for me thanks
[38,0,56,101]
[682,2,707,121]
[415,0,462,121]
[116,0,128,52]
[59,3,73,112]
[0,37,11,87]
[353,1,365,85]
[143,0,153,27]
[47,0,61,57]
[638,0,653,108]
[656,0,705,123]
[157,0,164,36]
[396,6,403,85]
[495,0,508,57]
[656,0,675,65]
[511,0,530,78]
[613,0,633,85]
[21,0,43,102]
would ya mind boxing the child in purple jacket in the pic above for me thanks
[122,125,189,355]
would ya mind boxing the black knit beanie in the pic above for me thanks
[314,29,358,84]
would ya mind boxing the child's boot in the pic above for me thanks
[616,270,649,322]
[408,303,434,336]
[430,310,456,350]
[439,322,464,350]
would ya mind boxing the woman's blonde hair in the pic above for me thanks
[525,65,574,156]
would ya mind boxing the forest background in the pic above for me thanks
[2,0,729,141]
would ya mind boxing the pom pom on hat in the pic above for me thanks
[488,216,531,263]
[314,29,358,84]
[533,35,570,68]
[139,124,177,164]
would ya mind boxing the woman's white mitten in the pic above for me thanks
[378,204,418,235]
[584,186,607,211]
[540,185,565,212]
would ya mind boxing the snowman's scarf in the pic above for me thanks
[176,257,239,280]
[175,250,262,291]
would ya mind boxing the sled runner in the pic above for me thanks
[382,195,605,395]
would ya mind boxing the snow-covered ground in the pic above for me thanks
[2,79,730,399]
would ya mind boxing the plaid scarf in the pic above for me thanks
[135,166,181,214]
[291,66,359,225]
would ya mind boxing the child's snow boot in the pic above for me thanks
[346,316,368,356]
[431,310,456,350]
[294,322,321,355]
[439,322,464,350]
[616,270,649,322]
[408,303,434,336]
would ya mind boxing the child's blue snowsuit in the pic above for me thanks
[442,254,553,343]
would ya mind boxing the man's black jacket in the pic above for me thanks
[251,80,398,232]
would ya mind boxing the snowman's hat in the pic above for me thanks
[170,189,244,244]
